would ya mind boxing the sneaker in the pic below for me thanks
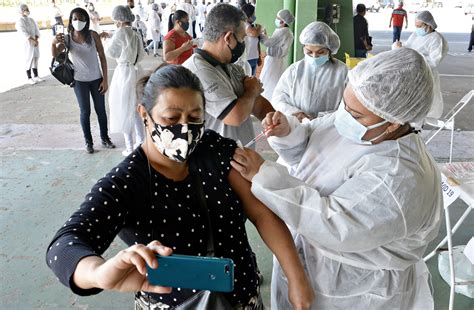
[28,78,36,85]
[85,142,94,154]
[122,149,132,157]
[101,138,116,149]
[33,76,44,83]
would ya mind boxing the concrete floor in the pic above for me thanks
[1,34,474,309]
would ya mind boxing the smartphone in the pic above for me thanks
[56,24,64,34]
[146,254,234,292]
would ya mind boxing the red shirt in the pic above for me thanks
[391,8,407,27]
[164,29,193,65]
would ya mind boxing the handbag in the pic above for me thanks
[50,35,75,87]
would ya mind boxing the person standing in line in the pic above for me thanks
[133,14,148,49]
[389,1,408,43]
[241,3,262,76]
[51,7,115,154]
[146,3,161,57]
[87,3,101,33]
[16,4,43,85]
[163,10,194,64]
[353,4,371,58]
[183,3,274,146]
[51,0,64,36]
[468,21,473,52]
[197,0,207,33]
[259,9,294,101]
[106,6,145,157]
[177,0,197,39]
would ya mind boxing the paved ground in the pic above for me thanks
[1,7,473,309]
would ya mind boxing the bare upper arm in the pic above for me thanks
[227,167,269,224]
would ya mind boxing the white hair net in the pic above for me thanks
[277,9,294,25]
[348,48,434,124]
[112,5,135,22]
[299,21,340,54]
[416,10,437,30]
[19,4,28,13]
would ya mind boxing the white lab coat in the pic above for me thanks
[259,27,294,101]
[272,58,348,118]
[404,31,448,119]
[15,16,40,70]
[251,114,442,309]
[146,10,161,41]
[106,27,145,134]
[197,2,206,26]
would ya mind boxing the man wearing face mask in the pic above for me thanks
[183,3,274,146]
[272,21,348,122]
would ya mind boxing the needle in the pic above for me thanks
[244,125,276,148]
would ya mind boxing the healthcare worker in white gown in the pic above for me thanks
[272,21,348,122]
[259,9,294,101]
[106,6,145,156]
[15,4,43,85]
[395,11,448,120]
[231,48,442,309]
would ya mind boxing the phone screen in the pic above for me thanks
[56,25,64,34]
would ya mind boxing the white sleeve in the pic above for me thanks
[15,18,30,38]
[260,31,280,48]
[267,116,311,166]
[105,30,123,59]
[251,160,407,252]
[271,65,302,115]
[426,35,448,68]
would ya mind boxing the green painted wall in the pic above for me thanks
[255,0,354,63]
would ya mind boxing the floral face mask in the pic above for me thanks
[148,116,205,162]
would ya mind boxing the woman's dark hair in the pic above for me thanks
[241,3,255,19]
[168,10,188,32]
[67,7,92,45]
[356,4,366,14]
[138,64,206,113]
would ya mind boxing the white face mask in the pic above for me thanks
[334,101,388,145]
[72,20,87,32]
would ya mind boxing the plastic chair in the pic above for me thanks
[424,90,474,163]
[423,163,474,310]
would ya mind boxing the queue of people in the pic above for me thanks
[30,2,449,309]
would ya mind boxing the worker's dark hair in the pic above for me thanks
[67,7,92,45]
[168,10,189,32]
[356,4,366,14]
[138,64,206,113]
[241,3,255,19]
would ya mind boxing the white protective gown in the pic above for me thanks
[146,10,161,41]
[259,27,294,101]
[272,58,348,118]
[106,27,145,134]
[404,31,448,119]
[251,114,442,309]
[15,16,40,70]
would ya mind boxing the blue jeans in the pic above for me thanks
[355,49,367,58]
[248,58,258,76]
[73,78,109,144]
[393,26,402,42]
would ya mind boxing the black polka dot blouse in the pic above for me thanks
[46,130,260,307]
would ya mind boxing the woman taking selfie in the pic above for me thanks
[52,7,115,154]
[46,65,314,310]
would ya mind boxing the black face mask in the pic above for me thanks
[227,33,245,63]
[180,21,189,31]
